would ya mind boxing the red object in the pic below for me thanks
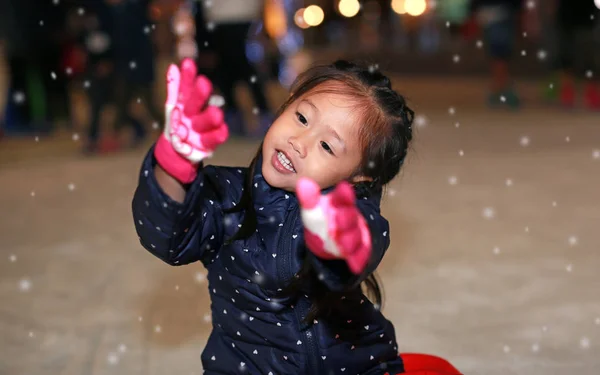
[385,353,463,375]
[559,83,576,108]
[584,83,600,110]
[61,44,87,76]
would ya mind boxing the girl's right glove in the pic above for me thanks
[154,58,229,184]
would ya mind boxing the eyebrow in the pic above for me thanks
[301,98,319,113]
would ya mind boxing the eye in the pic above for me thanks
[320,141,334,155]
[295,112,307,125]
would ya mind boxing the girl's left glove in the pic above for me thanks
[296,178,372,275]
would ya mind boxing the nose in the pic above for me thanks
[289,135,307,158]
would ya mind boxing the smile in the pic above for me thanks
[273,150,296,174]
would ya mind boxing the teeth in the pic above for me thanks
[277,152,295,172]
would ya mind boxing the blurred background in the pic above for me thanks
[1,1,599,374]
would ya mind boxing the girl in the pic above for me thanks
[132,59,461,375]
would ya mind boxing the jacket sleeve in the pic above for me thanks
[131,146,225,267]
[307,191,390,292]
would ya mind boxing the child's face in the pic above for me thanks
[262,83,365,192]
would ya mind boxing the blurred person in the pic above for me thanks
[83,0,161,154]
[469,0,525,108]
[552,0,600,109]
[132,57,462,375]
[197,0,273,137]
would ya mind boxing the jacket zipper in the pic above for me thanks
[278,205,322,374]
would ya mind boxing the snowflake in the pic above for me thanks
[542,325,548,332]
[454,122,460,128]
[78,7,85,15]
[65,67,73,76]
[531,343,540,352]
[118,344,127,353]
[552,201,557,207]
[476,40,483,48]
[203,313,212,323]
[205,0,213,6]
[129,61,137,69]
[586,70,593,79]
[565,136,570,142]
[250,75,257,83]
[174,285,179,291]
[500,95,506,103]
[72,133,79,141]
[28,331,34,338]
[482,207,495,219]
[195,272,206,283]
[19,278,31,292]
[207,22,216,31]
[505,178,513,186]
[252,107,260,115]
[452,55,460,63]
[13,91,25,104]
[520,136,530,147]
[154,325,161,333]
[526,0,535,9]
[493,246,500,255]
[35,136,40,142]
[448,107,456,115]
[525,226,530,233]
[9,254,17,262]
[368,64,379,73]
[53,0,59,4]
[414,114,427,127]
[592,149,600,160]
[521,50,527,56]
[568,236,578,246]
[39,20,44,26]
[445,21,450,28]
[537,50,547,60]
[503,345,511,353]
[138,316,143,322]
[566,264,573,272]
[580,337,590,349]
[83,80,91,88]
[595,317,600,325]
[30,191,35,197]
[448,176,458,185]
[144,26,151,34]
[523,31,528,37]
[68,183,76,191]
[107,352,119,365]
[458,149,464,156]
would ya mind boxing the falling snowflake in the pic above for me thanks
[521,50,527,56]
[500,95,506,103]
[83,80,91,88]
[520,136,530,147]
[565,136,570,142]
[129,61,137,69]
[118,344,127,353]
[72,133,80,141]
[207,22,216,31]
[445,21,450,28]
[525,226,530,233]
[19,278,32,292]
[592,149,600,160]
[568,236,578,246]
[250,75,257,83]
[531,343,540,352]
[195,272,206,283]
[523,31,528,37]
[452,55,460,63]
[78,7,85,15]
[388,188,397,196]
[30,191,35,197]
[136,97,141,103]
[252,107,260,115]
[594,317,600,325]
[476,40,483,48]
[414,114,427,127]
[537,50,547,60]
[203,313,212,323]
[53,0,59,4]
[526,0,535,9]
[107,352,119,365]
[552,201,558,207]
[9,254,17,262]
[174,285,180,291]
[448,107,456,115]
[586,70,593,79]
[35,136,40,142]
[368,161,376,169]
[566,264,573,272]
[39,20,44,26]
[448,176,458,185]
[68,183,76,191]
[13,91,25,104]
[368,64,379,73]
[454,122,460,128]
[580,337,590,349]
[138,316,143,322]
[493,246,501,255]
[482,207,496,219]
[154,325,161,333]
[503,345,511,353]
[505,178,513,186]
[458,149,464,156]
[65,67,73,76]
[144,26,151,34]
[542,325,548,332]
[28,331,35,338]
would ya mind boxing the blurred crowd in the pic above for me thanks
[0,0,598,154]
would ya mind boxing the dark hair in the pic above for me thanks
[224,60,414,334]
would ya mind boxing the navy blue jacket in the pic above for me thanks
[132,147,404,374]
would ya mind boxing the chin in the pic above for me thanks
[261,148,298,192]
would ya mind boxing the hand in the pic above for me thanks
[155,58,228,183]
[296,178,372,275]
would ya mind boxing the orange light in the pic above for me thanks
[338,0,360,18]
[294,8,310,29]
[405,0,426,16]
[391,0,406,14]
[303,5,325,26]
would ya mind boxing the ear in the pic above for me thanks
[350,175,372,184]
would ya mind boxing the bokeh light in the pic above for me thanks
[338,0,360,18]
[405,0,427,16]
[595,0,600,9]
[294,8,310,29]
[303,5,325,27]
[391,0,406,15]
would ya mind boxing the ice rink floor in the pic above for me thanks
[1,78,599,375]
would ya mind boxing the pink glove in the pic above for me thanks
[154,58,229,184]
[296,178,372,275]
